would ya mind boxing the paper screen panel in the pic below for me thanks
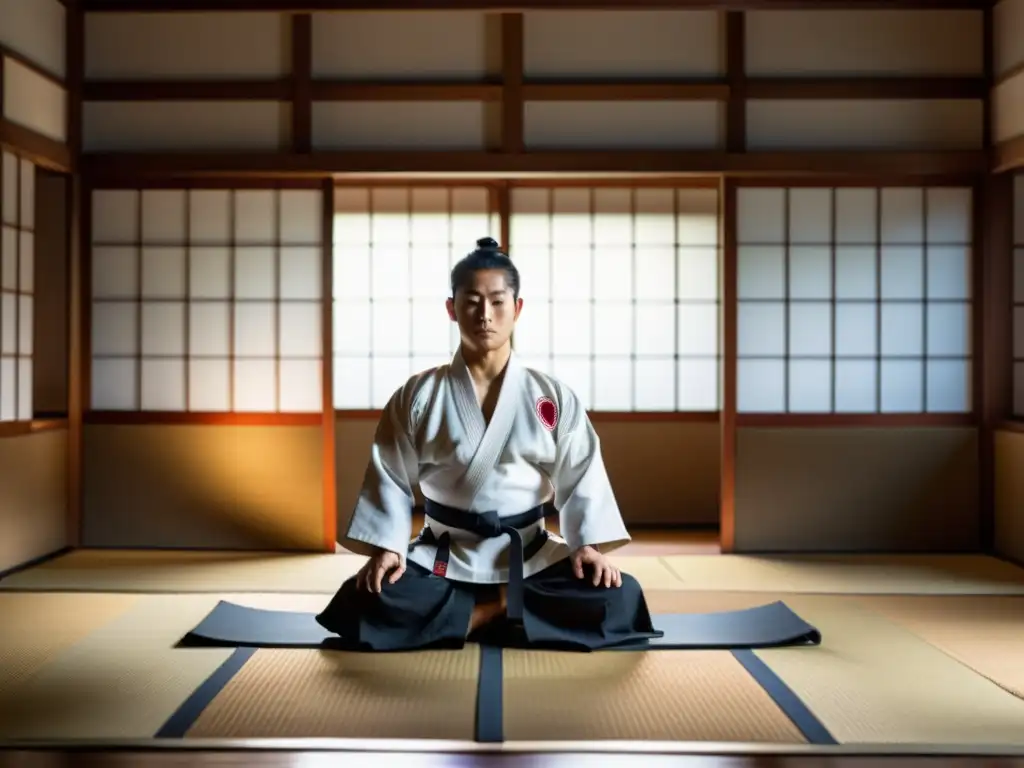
[523,11,722,78]
[312,102,489,151]
[0,0,65,78]
[994,0,1024,77]
[2,58,68,143]
[745,10,983,76]
[0,154,34,423]
[82,102,287,152]
[84,12,288,80]
[1013,175,1024,416]
[736,185,973,414]
[993,71,1024,144]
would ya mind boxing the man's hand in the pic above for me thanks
[571,545,622,588]
[355,549,405,594]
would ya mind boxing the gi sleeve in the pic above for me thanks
[549,387,631,554]
[343,387,420,560]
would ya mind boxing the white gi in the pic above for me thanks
[343,349,631,584]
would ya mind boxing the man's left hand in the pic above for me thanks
[571,545,622,588]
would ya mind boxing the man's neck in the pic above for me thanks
[461,342,512,385]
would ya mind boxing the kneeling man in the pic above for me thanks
[317,238,660,652]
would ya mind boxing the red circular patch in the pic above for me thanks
[536,397,558,431]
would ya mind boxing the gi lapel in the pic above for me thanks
[448,349,522,510]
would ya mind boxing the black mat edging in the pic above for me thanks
[155,646,256,738]
[731,649,837,745]
[475,645,504,743]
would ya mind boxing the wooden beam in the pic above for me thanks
[719,178,737,553]
[501,14,524,154]
[0,118,73,173]
[81,0,988,11]
[521,81,728,101]
[82,79,292,101]
[745,76,986,100]
[725,10,745,152]
[79,149,989,179]
[994,135,1024,172]
[320,179,337,552]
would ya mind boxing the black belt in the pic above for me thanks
[413,499,548,622]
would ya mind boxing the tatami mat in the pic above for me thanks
[185,647,480,740]
[754,595,1024,745]
[502,649,806,743]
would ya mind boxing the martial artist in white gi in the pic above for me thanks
[316,238,660,651]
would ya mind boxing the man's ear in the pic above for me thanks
[445,298,456,321]
[514,297,524,321]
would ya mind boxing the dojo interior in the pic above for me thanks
[3,0,1024,761]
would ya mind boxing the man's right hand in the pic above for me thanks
[355,549,405,594]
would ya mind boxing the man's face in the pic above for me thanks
[446,268,523,353]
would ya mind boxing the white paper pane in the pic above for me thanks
[334,245,372,299]
[452,190,492,248]
[880,359,923,412]
[677,247,718,301]
[189,302,231,357]
[410,188,449,244]
[788,359,831,413]
[593,189,632,245]
[410,246,451,300]
[334,188,371,244]
[141,190,187,243]
[334,356,372,409]
[278,246,321,300]
[234,302,276,357]
[634,246,675,301]
[412,355,449,373]
[677,358,718,411]
[926,303,970,357]
[592,302,632,356]
[18,296,32,355]
[92,190,138,243]
[333,300,371,355]
[738,246,786,300]
[635,303,675,356]
[551,358,592,408]
[189,247,231,299]
[635,189,676,246]
[234,247,276,299]
[551,247,592,301]
[835,359,877,412]
[520,356,552,375]
[927,246,971,300]
[371,245,411,299]
[92,301,137,355]
[677,303,718,357]
[926,188,972,243]
[512,301,550,355]
[234,359,277,411]
[552,301,591,356]
[140,358,186,411]
[91,358,138,410]
[926,359,970,413]
[372,357,412,408]
[834,246,877,300]
[19,232,33,293]
[19,159,33,229]
[371,189,411,245]
[92,246,138,299]
[1,153,16,226]
[788,302,831,357]
[737,188,785,244]
[1014,362,1024,417]
[835,303,877,357]
[738,358,785,412]
[551,189,592,245]
[141,246,187,299]
[0,293,14,353]
[141,301,185,356]
[788,246,832,299]
[634,357,675,411]
[593,357,632,410]
[592,247,631,301]
[189,358,231,411]
[189,190,232,243]
[880,188,924,244]
[16,357,31,421]
[279,302,322,357]
[370,299,411,356]
[788,189,831,244]
[412,299,456,355]
[280,190,322,245]
[881,302,924,356]
[279,359,322,412]
[512,245,550,301]
[510,195,550,247]
[677,188,719,248]
[1,227,15,291]
[738,302,785,356]
[881,246,924,299]
[234,191,276,244]
[0,358,13,419]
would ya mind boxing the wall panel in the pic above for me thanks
[1012,175,1024,416]
[524,101,722,150]
[0,430,67,573]
[994,0,1024,78]
[995,431,1024,564]
[994,71,1024,144]
[1,152,34,423]
[82,102,288,152]
[312,102,492,151]
[522,11,722,79]
[311,11,497,80]
[0,0,65,78]
[747,100,983,151]
[2,58,68,144]
[745,10,983,76]
[84,12,289,81]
